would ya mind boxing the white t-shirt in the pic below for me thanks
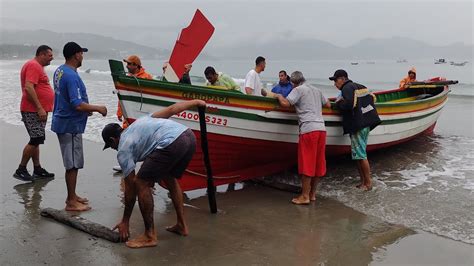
[244,69,263,96]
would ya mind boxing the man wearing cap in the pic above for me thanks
[399,67,417,89]
[330,69,380,191]
[14,45,56,182]
[52,42,107,211]
[103,99,205,248]
[118,55,153,129]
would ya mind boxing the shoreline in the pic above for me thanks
[1,122,473,265]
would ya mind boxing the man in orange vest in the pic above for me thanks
[113,55,154,173]
[118,55,153,129]
[399,67,417,89]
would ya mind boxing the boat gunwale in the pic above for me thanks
[112,70,278,103]
[114,76,449,110]
[119,93,445,126]
[109,59,450,110]
[375,87,449,107]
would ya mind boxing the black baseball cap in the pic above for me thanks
[329,69,348,81]
[102,123,122,150]
[63,42,88,59]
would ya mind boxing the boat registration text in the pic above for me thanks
[174,111,228,126]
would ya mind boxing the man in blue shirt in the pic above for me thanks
[102,99,206,249]
[271,70,293,97]
[52,42,107,212]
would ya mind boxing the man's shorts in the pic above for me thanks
[57,133,84,170]
[298,130,327,177]
[137,129,196,182]
[350,127,370,160]
[21,112,46,145]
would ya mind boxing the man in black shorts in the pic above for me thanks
[15,45,56,181]
[102,99,206,248]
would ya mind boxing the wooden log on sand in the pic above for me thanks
[40,208,120,243]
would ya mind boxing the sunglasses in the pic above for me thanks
[126,62,137,66]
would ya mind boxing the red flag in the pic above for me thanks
[164,9,215,82]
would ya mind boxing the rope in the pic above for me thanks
[130,76,143,111]
[184,169,240,179]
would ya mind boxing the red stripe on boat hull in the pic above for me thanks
[171,122,437,191]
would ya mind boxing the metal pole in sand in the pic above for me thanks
[198,106,217,213]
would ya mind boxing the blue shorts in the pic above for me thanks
[57,133,84,170]
[350,127,370,160]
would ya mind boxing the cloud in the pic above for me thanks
[1,0,472,47]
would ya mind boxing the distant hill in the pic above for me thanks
[209,38,341,60]
[1,30,471,61]
[210,36,473,60]
[0,29,168,60]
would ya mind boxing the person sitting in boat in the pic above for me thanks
[271,70,293,97]
[244,56,265,95]
[162,63,193,84]
[120,55,154,129]
[204,66,241,92]
[102,99,206,248]
[274,71,331,205]
[399,67,417,89]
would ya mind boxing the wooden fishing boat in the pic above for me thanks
[109,59,456,191]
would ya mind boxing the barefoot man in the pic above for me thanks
[274,71,330,204]
[330,69,380,191]
[52,42,107,211]
[102,99,206,248]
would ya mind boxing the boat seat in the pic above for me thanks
[388,96,418,103]
[415,94,433,100]
[388,94,433,103]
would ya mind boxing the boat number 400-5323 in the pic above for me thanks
[174,111,228,126]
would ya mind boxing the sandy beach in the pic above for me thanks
[1,121,473,265]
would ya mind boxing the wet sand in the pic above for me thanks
[1,122,473,265]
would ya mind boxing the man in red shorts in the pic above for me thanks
[275,71,331,204]
[14,45,55,182]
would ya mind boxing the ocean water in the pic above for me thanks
[1,59,473,244]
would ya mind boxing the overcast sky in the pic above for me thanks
[1,0,472,49]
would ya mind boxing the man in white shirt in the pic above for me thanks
[244,56,266,95]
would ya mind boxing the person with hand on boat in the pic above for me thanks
[14,45,56,182]
[112,55,155,173]
[274,71,331,205]
[102,99,205,248]
[162,62,193,84]
[204,66,241,92]
[52,42,108,211]
[271,70,293,97]
[244,56,266,95]
[399,67,417,89]
[330,69,380,191]
[118,55,154,129]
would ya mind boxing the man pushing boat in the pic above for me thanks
[102,99,206,248]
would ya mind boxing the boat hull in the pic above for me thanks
[109,59,449,191]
